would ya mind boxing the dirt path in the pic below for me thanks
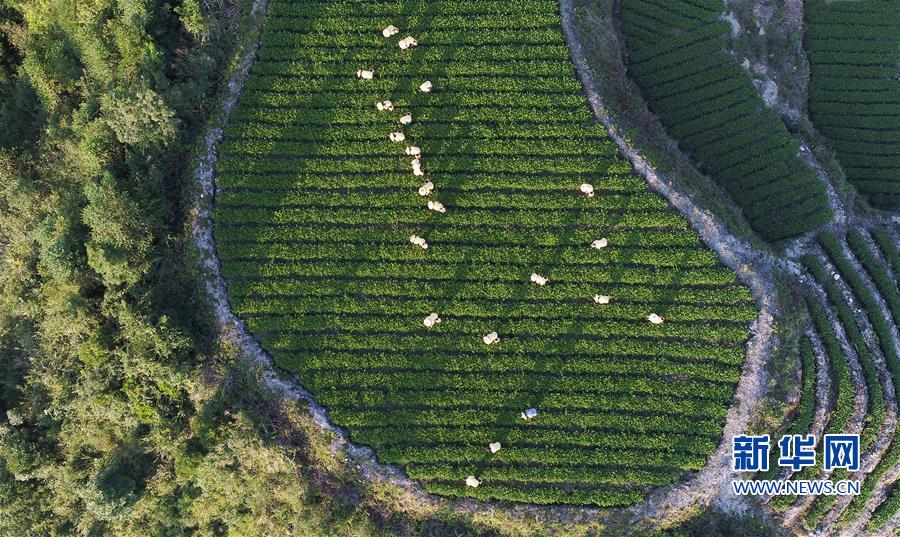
[832,231,900,536]
[847,462,900,537]
[559,0,784,527]
[189,0,897,533]
[559,1,900,532]
[772,329,831,487]
[808,331,834,463]
[780,274,869,531]
[560,1,899,532]
[834,232,900,371]
[188,0,637,530]
[790,289,896,536]
[190,0,785,529]
[872,511,900,537]
[783,139,848,259]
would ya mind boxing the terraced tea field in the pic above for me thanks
[805,0,900,210]
[616,10,900,525]
[212,0,756,506]
[619,0,833,241]
[785,230,900,534]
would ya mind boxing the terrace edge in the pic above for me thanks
[559,0,781,528]
[187,0,781,530]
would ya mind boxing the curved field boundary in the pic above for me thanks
[770,288,868,530]
[560,0,779,525]
[868,483,899,534]
[820,232,900,534]
[769,225,900,535]
[188,0,778,526]
[185,0,792,530]
[208,0,765,508]
[569,0,900,530]
[190,0,900,532]
[190,0,427,500]
[793,255,893,534]
[615,0,832,242]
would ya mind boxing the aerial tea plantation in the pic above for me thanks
[619,0,833,241]
[805,0,900,209]
[213,0,756,506]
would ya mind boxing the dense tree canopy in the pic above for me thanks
[0,1,340,534]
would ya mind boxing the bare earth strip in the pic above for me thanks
[559,0,782,527]
[783,271,868,532]
[800,227,900,536]
[190,0,784,530]
[834,230,900,536]
[560,1,900,532]
[190,0,608,527]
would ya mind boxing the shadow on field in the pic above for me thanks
[217,0,716,504]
